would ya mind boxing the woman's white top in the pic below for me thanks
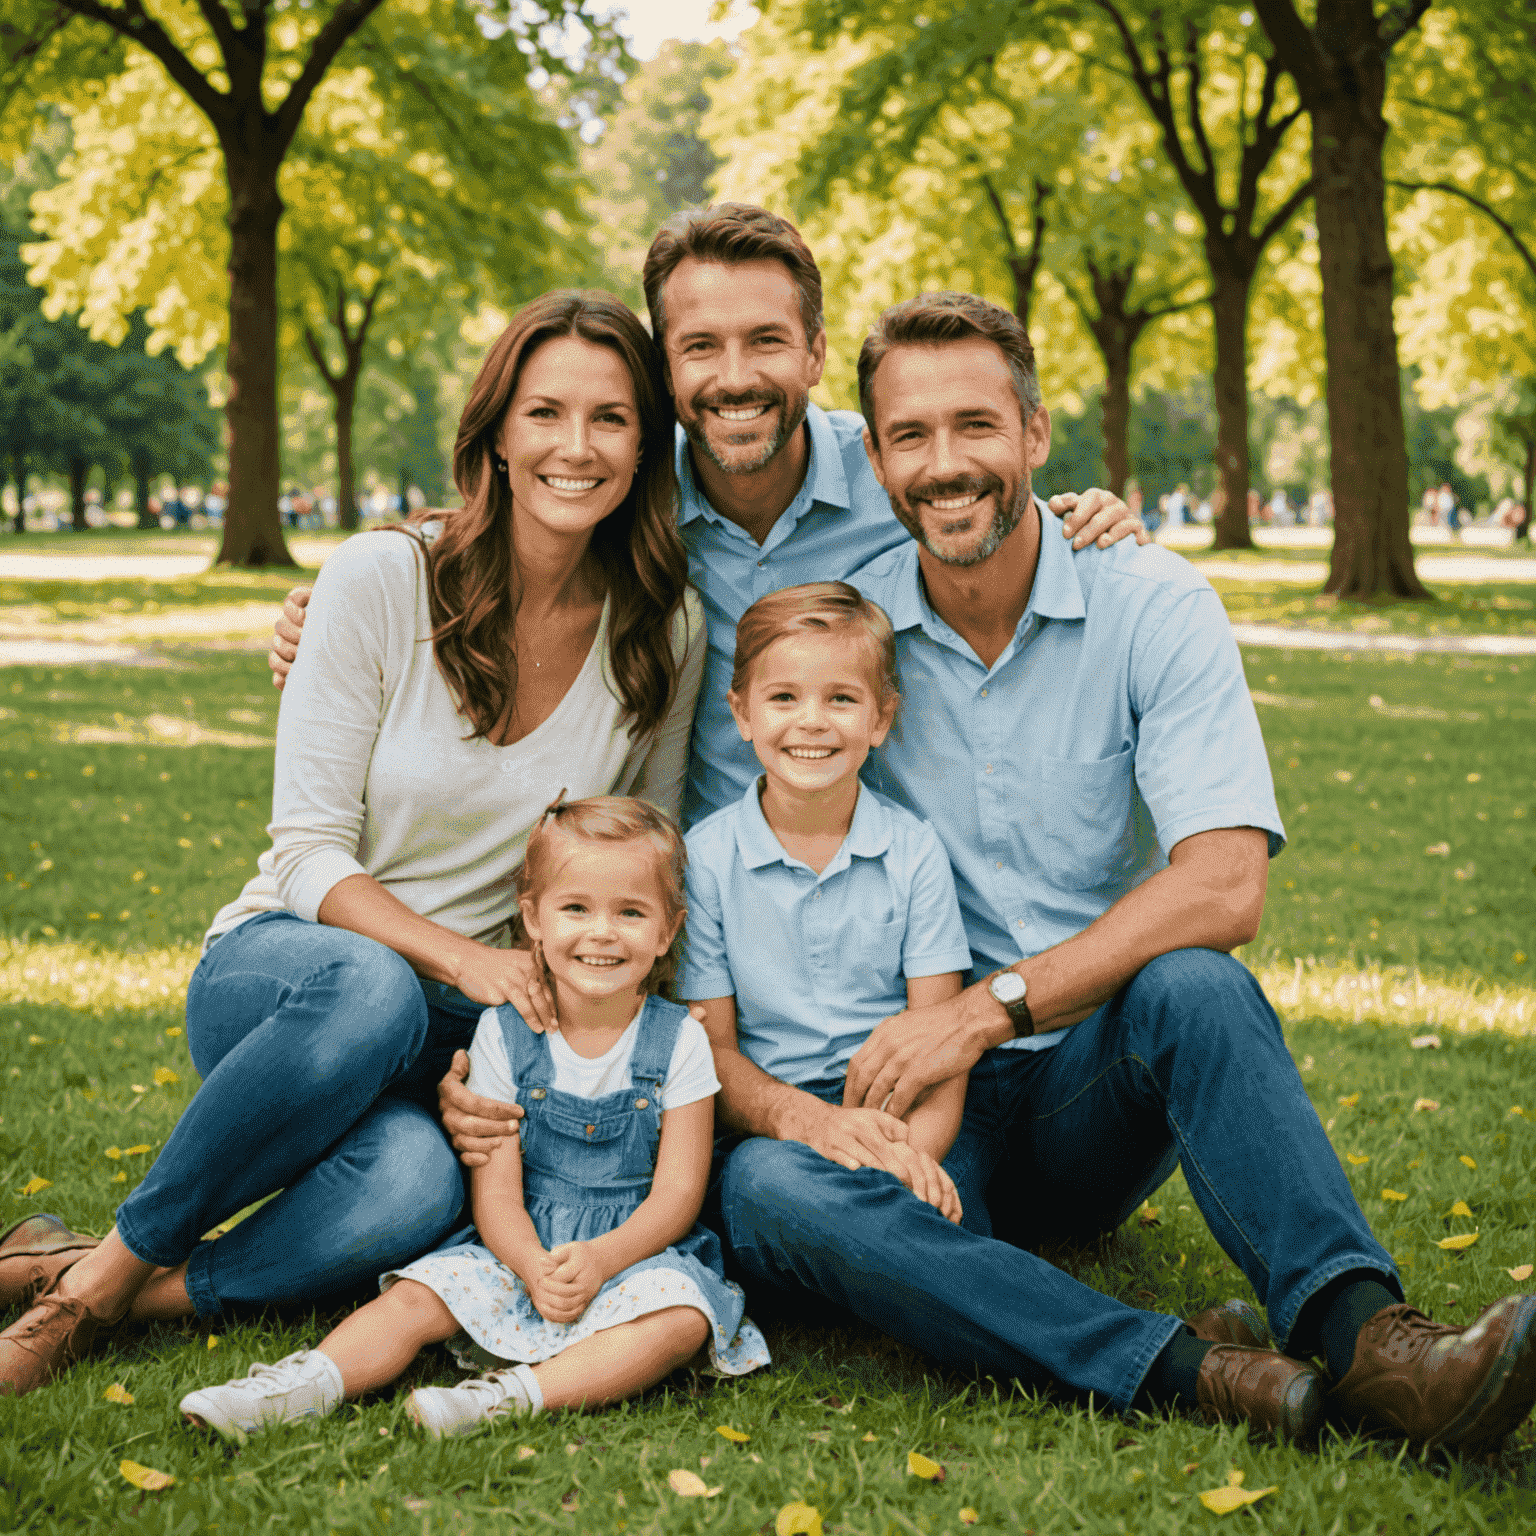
[206,529,706,948]
[465,1005,720,1108]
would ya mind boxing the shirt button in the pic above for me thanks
[996,861,1004,869]
[1017,919,1026,928]
[530,1088,546,1100]
[980,688,989,697]
[634,1097,649,1110]
[984,764,994,774]
[586,1124,596,1136]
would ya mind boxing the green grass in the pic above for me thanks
[1213,580,1536,639]
[2,597,1534,1531]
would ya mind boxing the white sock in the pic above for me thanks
[308,1349,348,1413]
[505,1363,543,1415]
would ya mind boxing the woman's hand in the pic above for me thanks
[440,1050,524,1168]
[450,942,558,1030]
[524,1243,600,1324]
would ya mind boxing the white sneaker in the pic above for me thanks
[180,1350,344,1443]
[407,1365,540,1439]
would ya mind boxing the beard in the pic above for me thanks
[889,470,1032,567]
[678,384,810,476]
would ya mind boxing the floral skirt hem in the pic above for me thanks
[383,1245,770,1378]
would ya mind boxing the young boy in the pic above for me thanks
[679,582,974,1216]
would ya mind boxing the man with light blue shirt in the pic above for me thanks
[713,291,1536,1451]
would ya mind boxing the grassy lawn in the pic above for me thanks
[1,588,1534,1530]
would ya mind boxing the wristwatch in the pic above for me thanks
[988,969,1035,1038]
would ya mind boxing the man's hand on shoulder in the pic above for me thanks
[1048,489,1149,551]
[845,985,1009,1121]
[269,585,311,689]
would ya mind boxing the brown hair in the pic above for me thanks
[642,203,824,348]
[857,291,1041,442]
[730,581,898,703]
[517,794,688,996]
[398,291,688,742]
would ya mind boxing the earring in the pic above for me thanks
[494,454,509,478]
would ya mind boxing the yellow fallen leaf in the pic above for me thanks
[1198,1484,1277,1514]
[1338,1093,1361,1107]
[1346,1153,1369,1166]
[207,1335,219,1349]
[103,1383,134,1405]
[516,1446,536,1460]
[1139,1203,1160,1226]
[667,1469,720,1498]
[125,1144,152,1156]
[20,1176,51,1196]
[119,1460,174,1492]
[776,1502,824,1536]
[862,1431,877,1442]
[1508,1265,1533,1282]
[1381,1189,1408,1202]
[1413,1098,1440,1113]
[1511,1106,1526,1118]
[104,1147,122,1160]
[960,1509,979,1525]
[131,1085,147,1094]
[165,1026,183,1037]
[1459,1155,1477,1170]
[1449,1200,1473,1218]
[715,1425,750,1443]
[1227,1470,1245,1487]
[908,1450,945,1481]
[110,1171,126,1184]
[153,1068,179,1086]
[1438,1233,1479,1251]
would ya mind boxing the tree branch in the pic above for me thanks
[979,173,1020,259]
[52,0,227,121]
[303,322,340,393]
[1250,0,1322,81]
[191,0,240,67]
[272,0,388,157]
[1255,175,1314,251]
[1183,20,1214,184]
[1377,0,1433,54]
[1390,178,1536,286]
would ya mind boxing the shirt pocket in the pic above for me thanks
[844,914,908,997]
[1037,748,1140,891]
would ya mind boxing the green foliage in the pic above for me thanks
[584,39,734,306]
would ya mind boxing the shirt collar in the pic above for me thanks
[871,496,1085,640]
[734,778,893,873]
[674,403,850,528]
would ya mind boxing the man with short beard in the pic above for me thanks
[700,290,1536,1451]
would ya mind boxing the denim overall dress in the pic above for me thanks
[386,995,770,1376]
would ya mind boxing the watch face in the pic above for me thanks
[992,971,1026,1004]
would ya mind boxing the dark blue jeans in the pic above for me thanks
[716,948,1400,1412]
[115,912,479,1317]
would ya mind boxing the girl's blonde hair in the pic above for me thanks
[730,581,898,702]
[517,794,687,995]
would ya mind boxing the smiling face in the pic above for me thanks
[661,257,827,475]
[728,627,896,798]
[520,836,682,1008]
[863,338,1051,568]
[500,335,641,542]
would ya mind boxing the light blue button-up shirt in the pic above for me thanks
[675,404,908,825]
[854,500,1286,1052]
[678,781,974,1085]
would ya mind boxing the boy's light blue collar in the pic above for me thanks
[734,777,892,873]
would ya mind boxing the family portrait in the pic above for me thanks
[2,0,1533,1529]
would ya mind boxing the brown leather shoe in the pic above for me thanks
[0,1279,112,1397]
[0,1215,99,1310]
[1189,1298,1272,1350]
[1330,1297,1536,1450]
[1196,1343,1325,1440]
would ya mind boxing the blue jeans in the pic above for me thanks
[115,912,478,1317]
[716,949,1400,1412]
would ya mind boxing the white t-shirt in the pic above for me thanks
[467,1006,720,1109]
[205,530,706,946]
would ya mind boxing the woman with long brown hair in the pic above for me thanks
[0,292,705,1395]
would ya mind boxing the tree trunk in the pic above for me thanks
[66,458,88,531]
[1098,332,1132,501]
[1210,270,1255,550]
[216,157,296,568]
[1312,98,1425,597]
[1521,432,1535,543]
[335,374,359,532]
[133,452,158,529]
[9,448,24,534]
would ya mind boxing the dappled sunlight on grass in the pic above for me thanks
[0,939,198,1013]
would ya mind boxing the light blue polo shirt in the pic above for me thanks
[676,404,907,825]
[854,499,1286,1052]
[678,781,974,1086]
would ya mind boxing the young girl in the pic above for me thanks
[180,797,768,1441]
[680,582,975,1212]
